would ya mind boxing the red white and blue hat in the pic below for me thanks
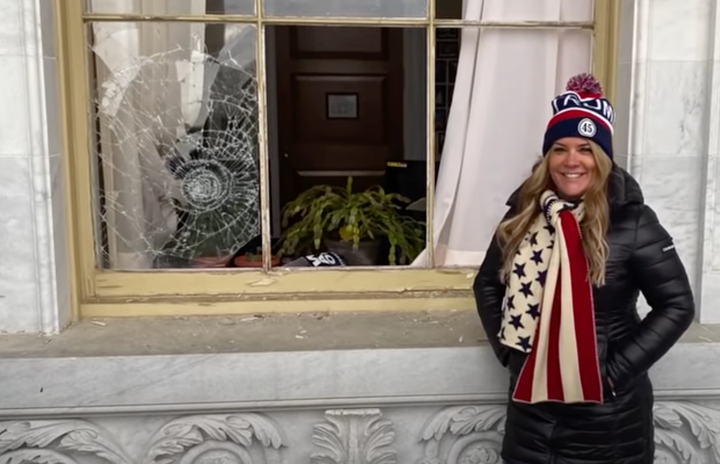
[542,73,615,159]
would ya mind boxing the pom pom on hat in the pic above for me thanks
[565,73,603,98]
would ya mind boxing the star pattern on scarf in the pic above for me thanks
[506,295,515,310]
[517,336,532,352]
[528,232,539,246]
[510,314,524,330]
[499,212,556,353]
[526,303,540,320]
[530,249,543,265]
[536,270,547,286]
[519,282,534,297]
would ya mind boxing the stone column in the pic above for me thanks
[0,0,69,333]
[697,2,720,324]
[617,0,720,322]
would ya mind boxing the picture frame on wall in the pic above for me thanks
[326,93,359,119]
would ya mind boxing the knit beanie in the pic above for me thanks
[542,73,615,159]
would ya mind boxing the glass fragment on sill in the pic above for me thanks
[89,22,260,270]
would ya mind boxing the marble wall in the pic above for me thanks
[0,0,69,333]
[617,0,720,322]
[2,1,720,332]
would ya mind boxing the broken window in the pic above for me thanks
[89,22,260,269]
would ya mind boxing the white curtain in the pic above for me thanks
[414,0,593,267]
[91,0,207,269]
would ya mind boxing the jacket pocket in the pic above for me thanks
[599,341,618,400]
[507,350,527,381]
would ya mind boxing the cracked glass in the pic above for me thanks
[88,22,260,269]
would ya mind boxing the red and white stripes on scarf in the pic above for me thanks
[500,191,603,404]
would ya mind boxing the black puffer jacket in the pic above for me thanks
[474,166,695,464]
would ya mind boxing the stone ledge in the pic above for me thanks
[2,310,719,358]
[2,311,719,417]
[1,334,720,418]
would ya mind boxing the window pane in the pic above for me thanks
[428,27,592,268]
[435,0,593,22]
[85,0,255,16]
[263,0,427,19]
[269,26,428,267]
[88,22,260,269]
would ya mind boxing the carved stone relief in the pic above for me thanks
[0,414,285,464]
[416,405,506,464]
[2,402,720,464]
[653,401,720,464]
[311,409,396,464]
[142,414,285,464]
[416,401,720,464]
[0,420,133,464]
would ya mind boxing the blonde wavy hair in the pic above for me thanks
[496,140,613,286]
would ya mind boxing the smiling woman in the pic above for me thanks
[493,75,615,286]
[473,73,695,464]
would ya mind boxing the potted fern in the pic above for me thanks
[279,177,425,265]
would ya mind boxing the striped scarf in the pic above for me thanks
[499,191,603,404]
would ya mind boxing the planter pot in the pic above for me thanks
[234,255,281,268]
[325,239,381,266]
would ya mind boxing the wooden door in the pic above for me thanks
[275,26,404,211]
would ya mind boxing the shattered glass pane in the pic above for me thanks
[89,22,260,269]
[86,0,255,16]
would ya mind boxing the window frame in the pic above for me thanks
[54,0,620,319]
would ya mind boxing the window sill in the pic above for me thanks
[2,310,719,358]
[0,309,485,358]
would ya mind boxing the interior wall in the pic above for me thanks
[438,0,463,19]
